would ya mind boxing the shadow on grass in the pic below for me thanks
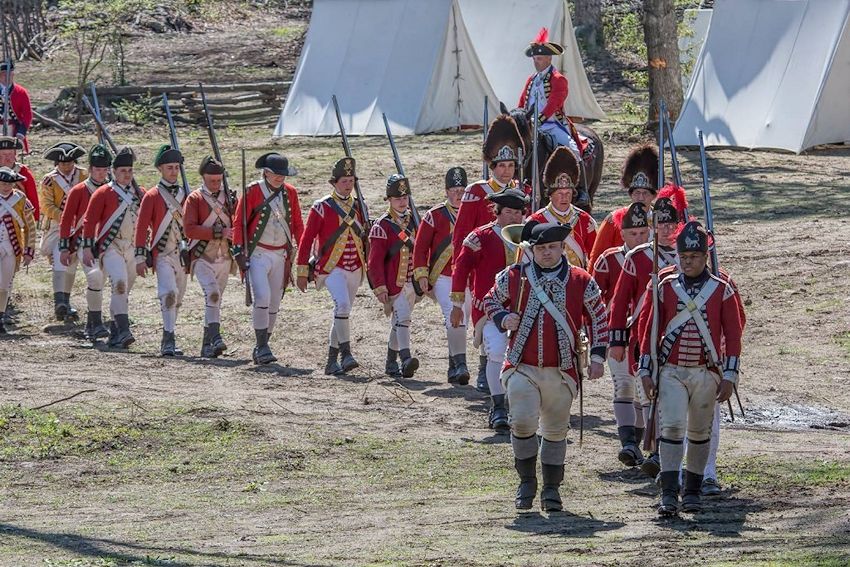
[507,510,625,537]
[653,495,764,538]
[0,523,319,567]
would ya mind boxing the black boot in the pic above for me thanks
[0,319,6,335]
[200,327,215,358]
[452,354,470,385]
[253,329,277,365]
[339,341,358,372]
[489,394,509,433]
[617,426,644,467]
[112,314,134,349]
[475,355,490,393]
[658,471,681,517]
[540,464,565,512]
[641,451,661,479]
[62,293,79,322]
[681,470,704,513]
[385,348,401,377]
[514,456,538,510]
[54,292,67,321]
[87,311,109,339]
[636,427,645,448]
[208,322,226,357]
[161,330,177,356]
[447,354,458,383]
[399,348,419,378]
[324,346,343,375]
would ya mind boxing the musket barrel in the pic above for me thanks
[162,93,191,195]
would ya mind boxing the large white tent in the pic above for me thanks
[674,0,850,153]
[274,0,604,137]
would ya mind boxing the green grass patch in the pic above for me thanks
[709,551,850,567]
[835,331,850,358]
[724,455,850,490]
[270,25,305,42]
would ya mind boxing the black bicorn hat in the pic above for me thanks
[525,27,564,57]
[112,146,136,168]
[621,202,649,230]
[0,60,14,72]
[0,136,23,151]
[385,173,411,200]
[329,157,356,183]
[199,155,225,175]
[154,144,184,167]
[521,220,571,245]
[486,187,529,211]
[445,166,467,189]
[0,166,25,183]
[677,221,709,254]
[88,143,113,168]
[256,152,297,176]
[43,142,87,163]
[652,197,679,224]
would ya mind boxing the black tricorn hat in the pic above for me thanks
[329,157,356,183]
[154,144,183,167]
[0,60,14,72]
[525,27,564,57]
[621,202,649,229]
[522,220,571,245]
[199,156,225,175]
[677,221,709,253]
[88,143,113,168]
[0,166,25,183]
[385,174,411,200]
[43,142,87,163]
[256,152,297,176]
[0,136,23,151]
[483,115,524,165]
[486,187,528,210]
[653,197,679,224]
[621,144,659,193]
[445,166,467,189]
[112,146,136,168]
[543,146,579,195]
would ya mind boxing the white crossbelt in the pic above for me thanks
[0,193,24,227]
[525,264,577,355]
[187,189,230,249]
[97,183,135,241]
[663,277,721,367]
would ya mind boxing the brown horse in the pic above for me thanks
[501,103,604,214]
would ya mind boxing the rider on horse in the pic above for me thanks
[518,28,586,159]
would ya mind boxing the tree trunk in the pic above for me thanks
[643,0,683,127]
[573,0,604,54]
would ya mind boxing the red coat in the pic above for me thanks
[81,182,146,253]
[528,204,597,269]
[232,180,303,258]
[591,245,628,306]
[518,66,587,154]
[637,271,743,377]
[483,261,608,382]
[412,202,456,285]
[4,83,32,151]
[588,205,628,267]
[134,184,188,264]
[368,211,417,297]
[59,179,99,252]
[296,194,366,277]
[451,222,514,326]
[9,163,38,221]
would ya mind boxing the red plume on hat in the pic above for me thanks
[526,26,564,56]
[658,183,690,222]
[535,27,549,43]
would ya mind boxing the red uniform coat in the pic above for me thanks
[232,180,304,258]
[588,205,629,267]
[590,245,628,306]
[452,179,530,264]
[134,184,187,265]
[368,210,416,297]
[3,83,33,150]
[637,270,743,379]
[518,66,587,154]
[296,193,366,278]
[528,203,597,269]
[59,178,100,252]
[412,202,456,285]
[81,182,146,254]
[10,163,38,221]
[451,222,514,327]
[483,260,608,382]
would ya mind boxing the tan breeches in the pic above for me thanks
[101,240,136,317]
[504,363,577,441]
[193,257,230,325]
[658,364,718,443]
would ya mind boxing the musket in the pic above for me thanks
[161,93,191,196]
[662,103,690,219]
[241,148,253,307]
[531,98,540,211]
[82,93,143,201]
[88,83,105,145]
[199,83,235,212]
[2,18,10,137]
[482,95,489,179]
[699,130,745,419]
[381,112,421,226]
[331,95,371,245]
[643,207,661,452]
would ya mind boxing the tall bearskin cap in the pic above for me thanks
[542,146,579,195]
[621,144,659,193]
[483,115,524,165]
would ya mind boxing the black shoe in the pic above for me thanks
[475,355,489,393]
[447,353,458,383]
[385,348,402,378]
[324,346,343,375]
[112,314,134,349]
[701,477,723,497]
[339,341,358,372]
[0,319,6,335]
[658,471,681,517]
[86,311,109,340]
[641,452,661,479]
[399,348,419,378]
[54,292,68,321]
[452,354,470,385]
[514,456,538,510]
[617,426,644,467]
[208,322,226,357]
[62,293,79,323]
[200,327,215,358]
[489,394,510,433]
[253,329,277,365]
[541,464,564,512]
[161,331,177,356]
[681,471,704,513]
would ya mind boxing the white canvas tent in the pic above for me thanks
[275,0,604,136]
[679,8,712,89]
[674,0,850,153]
